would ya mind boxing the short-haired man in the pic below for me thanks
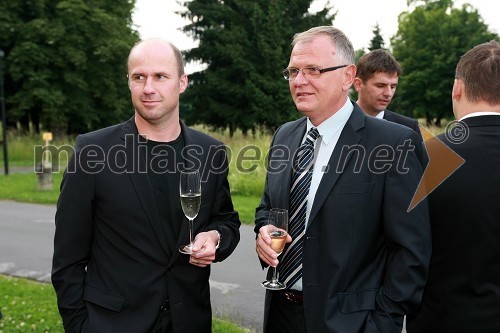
[354,49,425,162]
[407,40,500,333]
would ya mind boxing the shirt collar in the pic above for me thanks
[374,110,385,119]
[459,111,500,121]
[306,98,353,145]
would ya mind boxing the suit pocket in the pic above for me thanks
[338,289,378,313]
[83,284,125,312]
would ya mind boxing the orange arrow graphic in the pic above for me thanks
[408,125,466,211]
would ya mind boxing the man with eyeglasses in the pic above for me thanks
[354,49,426,164]
[254,26,431,333]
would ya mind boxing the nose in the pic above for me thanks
[383,85,393,97]
[293,70,308,86]
[143,77,155,94]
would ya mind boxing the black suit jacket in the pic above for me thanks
[256,102,431,333]
[52,117,240,333]
[407,115,500,333]
[383,110,427,165]
[383,110,421,138]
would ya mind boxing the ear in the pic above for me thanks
[342,64,356,92]
[179,74,188,93]
[452,79,463,101]
[353,77,363,93]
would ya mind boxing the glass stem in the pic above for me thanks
[189,218,194,248]
[271,266,278,283]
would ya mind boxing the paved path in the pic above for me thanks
[0,200,410,333]
[0,200,265,332]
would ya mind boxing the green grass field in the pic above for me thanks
[0,275,247,333]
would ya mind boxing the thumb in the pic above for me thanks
[191,234,205,252]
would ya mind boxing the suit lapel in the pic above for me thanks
[383,110,393,122]
[120,118,170,258]
[307,105,365,228]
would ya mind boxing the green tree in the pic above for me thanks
[0,0,138,134]
[368,23,385,50]
[391,0,498,126]
[180,0,334,135]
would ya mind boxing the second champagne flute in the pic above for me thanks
[179,170,201,254]
[261,208,288,290]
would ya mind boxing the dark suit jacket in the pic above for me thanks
[383,110,421,138]
[407,115,500,333]
[256,102,431,333]
[384,110,426,165]
[52,117,240,333]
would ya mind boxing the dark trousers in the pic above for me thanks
[266,292,307,333]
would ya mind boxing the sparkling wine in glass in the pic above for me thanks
[179,170,201,254]
[262,208,288,290]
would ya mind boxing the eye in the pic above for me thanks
[131,74,145,82]
[289,68,300,77]
[306,67,321,75]
[154,73,168,81]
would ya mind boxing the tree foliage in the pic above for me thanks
[391,0,498,126]
[179,0,334,135]
[0,0,139,134]
[368,23,385,51]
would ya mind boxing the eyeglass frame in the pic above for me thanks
[282,64,349,80]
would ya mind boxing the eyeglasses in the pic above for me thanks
[282,65,348,80]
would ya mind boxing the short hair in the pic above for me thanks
[291,26,355,65]
[127,38,185,77]
[455,40,500,105]
[356,49,402,81]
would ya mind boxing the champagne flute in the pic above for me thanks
[179,170,201,254]
[261,208,288,290]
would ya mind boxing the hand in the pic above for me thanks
[189,231,219,267]
[256,225,292,267]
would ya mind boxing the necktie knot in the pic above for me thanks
[306,127,320,144]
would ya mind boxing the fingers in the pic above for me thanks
[189,231,217,267]
[189,256,212,267]
[256,229,279,267]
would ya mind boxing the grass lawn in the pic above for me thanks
[0,275,248,333]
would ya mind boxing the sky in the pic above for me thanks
[132,0,500,73]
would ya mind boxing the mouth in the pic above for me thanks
[296,92,314,98]
[142,100,160,105]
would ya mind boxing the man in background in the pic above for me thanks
[354,49,420,133]
[407,40,500,333]
[354,49,425,163]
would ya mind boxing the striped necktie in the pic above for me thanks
[278,127,320,288]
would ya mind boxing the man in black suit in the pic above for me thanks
[52,38,240,333]
[354,49,425,164]
[406,41,500,333]
[354,49,421,135]
[255,26,431,333]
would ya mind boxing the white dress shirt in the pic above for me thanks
[459,111,500,121]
